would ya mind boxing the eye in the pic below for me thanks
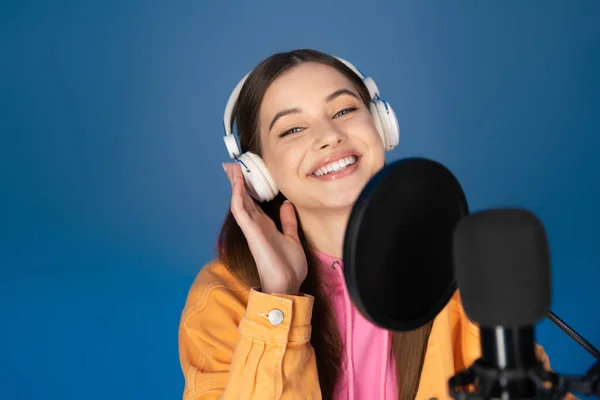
[279,127,303,138]
[333,106,358,118]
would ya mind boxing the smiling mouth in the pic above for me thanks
[311,155,359,177]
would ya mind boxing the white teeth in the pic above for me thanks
[313,156,357,176]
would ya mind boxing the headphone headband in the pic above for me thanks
[220,53,400,202]
[223,56,379,137]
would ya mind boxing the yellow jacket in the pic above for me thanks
[178,259,562,400]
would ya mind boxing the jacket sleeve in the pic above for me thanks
[179,285,322,400]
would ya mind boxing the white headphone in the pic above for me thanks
[223,56,400,202]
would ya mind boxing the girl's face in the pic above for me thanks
[258,62,385,213]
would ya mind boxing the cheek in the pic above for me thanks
[264,146,304,184]
[357,117,386,166]
[370,139,386,162]
[352,115,384,150]
[353,112,380,138]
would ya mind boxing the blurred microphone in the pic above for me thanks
[451,209,555,399]
[450,208,599,399]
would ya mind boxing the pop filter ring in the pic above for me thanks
[343,157,469,331]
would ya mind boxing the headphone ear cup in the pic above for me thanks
[369,102,387,148]
[381,100,399,149]
[373,100,400,151]
[237,152,278,202]
[223,133,241,158]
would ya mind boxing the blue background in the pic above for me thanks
[1,1,599,399]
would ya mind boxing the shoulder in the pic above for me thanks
[441,290,482,370]
[447,289,480,338]
[180,258,251,326]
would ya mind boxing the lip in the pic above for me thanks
[308,151,362,176]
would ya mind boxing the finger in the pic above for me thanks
[231,163,255,210]
[230,162,245,187]
[230,162,245,196]
[229,164,265,224]
[228,162,264,216]
[222,163,234,186]
[227,163,252,223]
[280,200,299,240]
[230,179,251,226]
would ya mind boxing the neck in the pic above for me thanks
[296,206,351,259]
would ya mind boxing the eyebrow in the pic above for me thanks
[326,88,359,103]
[268,88,360,131]
[269,108,301,131]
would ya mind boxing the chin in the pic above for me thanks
[318,183,365,211]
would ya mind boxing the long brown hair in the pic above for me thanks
[217,49,434,400]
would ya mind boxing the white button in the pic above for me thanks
[268,309,284,325]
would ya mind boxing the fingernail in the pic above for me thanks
[222,163,227,173]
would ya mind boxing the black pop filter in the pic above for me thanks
[343,158,468,331]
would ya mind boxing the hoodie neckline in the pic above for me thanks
[311,249,345,287]
[311,248,341,266]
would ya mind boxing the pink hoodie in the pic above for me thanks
[314,250,397,400]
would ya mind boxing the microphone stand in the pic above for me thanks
[546,310,600,361]
[449,358,600,399]
[561,360,600,398]
[449,310,600,399]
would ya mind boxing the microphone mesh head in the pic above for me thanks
[453,209,551,327]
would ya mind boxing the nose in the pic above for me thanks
[313,121,347,150]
